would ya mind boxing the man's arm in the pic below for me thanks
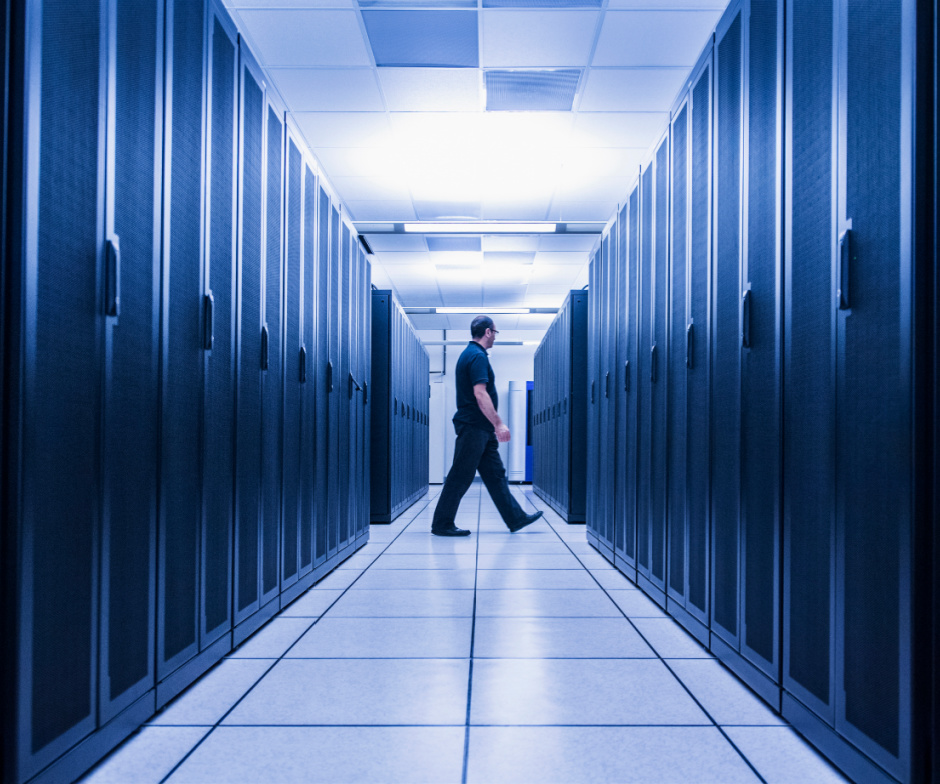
[474,383,510,443]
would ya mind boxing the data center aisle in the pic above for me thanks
[80,482,845,784]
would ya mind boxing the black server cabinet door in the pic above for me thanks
[281,137,303,588]
[604,232,617,550]
[347,233,359,539]
[159,0,206,681]
[233,53,265,626]
[299,164,316,576]
[614,208,629,552]
[570,291,588,521]
[710,7,743,646]
[370,292,390,519]
[328,205,341,554]
[201,11,237,647]
[314,187,330,562]
[783,0,836,725]
[686,53,712,625]
[621,186,640,568]
[340,221,352,546]
[14,0,106,774]
[835,0,910,775]
[585,251,599,538]
[667,102,689,604]
[636,164,653,578]
[597,237,609,545]
[650,133,669,590]
[261,104,283,602]
[740,0,782,681]
[100,0,162,725]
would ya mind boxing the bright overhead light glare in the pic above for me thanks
[436,307,529,314]
[404,223,557,234]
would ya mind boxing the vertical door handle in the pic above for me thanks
[838,228,853,309]
[299,346,307,383]
[624,360,631,393]
[605,371,610,399]
[650,344,657,382]
[326,360,333,392]
[742,290,752,348]
[686,324,694,368]
[105,236,121,317]
[394,397,398,415]
[203,292,214,350]
[261,324,269,370]
[591,380,595,403]
[363,382,368,405]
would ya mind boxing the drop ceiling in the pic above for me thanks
[223,0,727,334]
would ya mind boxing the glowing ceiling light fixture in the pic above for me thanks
[404,222,557,233]
[436,307,529,314]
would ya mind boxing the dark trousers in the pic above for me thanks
[432,422,526,530]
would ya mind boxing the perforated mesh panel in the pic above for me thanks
[282,140,302,581]
[742,0,779,667]
[203,20,236,637]
[668,105,688,596]
[340,223,351,545]
[163,0,204,666]
[301,166,316,570]
[785,0,833,705]
[316,189,330,561]
[328,206,341,552]
[636,166,653,572]
[614,205,628,553]
[623,187,640,561]
[651,137,669,584]
[262,107,283,595]
[840,0,903,756]
[712,13,742,638]
[106,0,159,703]
[236,69,263,613]
[31,0,101,750]
[485,69,581,111]
[687,64,711,615]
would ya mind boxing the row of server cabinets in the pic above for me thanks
[370,290,430,522]
[0,1,373,782]
[532,290,588,522]
[584,1,937,782]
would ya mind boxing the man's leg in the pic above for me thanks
[476,432,527,528]
[431,424,488,531]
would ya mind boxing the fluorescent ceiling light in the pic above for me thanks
[436,307,529,314]
[404,222,557,233]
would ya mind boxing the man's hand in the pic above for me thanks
[495,424,511,443]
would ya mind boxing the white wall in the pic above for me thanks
[420,329,540,482]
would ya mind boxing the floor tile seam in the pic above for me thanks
[157,496,439,784]
[194,722,748,729]
[517,488,769,784]
[461,485,483,784]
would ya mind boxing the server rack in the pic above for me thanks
[370,290,430,523]
[533,290,587,524]
[1,1,373,781]
[583,0,937,780]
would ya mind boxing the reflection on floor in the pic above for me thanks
[80,481,847,784]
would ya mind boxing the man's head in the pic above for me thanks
[470,315,498,349]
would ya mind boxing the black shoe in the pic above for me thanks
[431,526,471,537]
[508,510,543,533]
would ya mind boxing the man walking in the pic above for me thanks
[431,316,544,537]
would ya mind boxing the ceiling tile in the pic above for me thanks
[313,147,405,178]
[551,200,617,222]
[392,286,443,306]
[562,146,646,179]
[330,176,411,202]
[538,233,599,250]
[427,236,483,252]
[229,0,355,7]
[481,200,551,221]
[534,250,590,264]
[236,10,371,66]
[378,68,483,111]
[481,235,541,252]
[555,176,630,204]
[384,263,438,286]
[270,68,385,111]
[526,284,578,295]
[373,251,433,264]
[362,11,479,67]
[484,251,536,264]
[605,0,726,10]
[292,112,391,148]
[414,200,483,220]
[430,250,485,266]
[364,234,429,251]
[485,69,581,111]
[593,10,721,67]
[369,265,394,287]
[481,10,599,67]
[528,264,582,285]
[579,68,689,111]
[570,112,669,148]
[344,200,417,220]
[408,313,448,330]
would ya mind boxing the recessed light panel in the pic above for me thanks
[485,69,581,111]
[362,11,479,67]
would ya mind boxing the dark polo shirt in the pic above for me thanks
[453,341,497,433]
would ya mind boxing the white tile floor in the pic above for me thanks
[80,482,849,784]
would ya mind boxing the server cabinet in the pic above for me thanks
[339,221,351,547]
[371,290,429,523]
[585,248,600,539]
[314,184,330,565]
[533,291,587,524]
[299,160,317,579]
[327,204,340,555]
[613,202,631,570]
[635,162,654,585]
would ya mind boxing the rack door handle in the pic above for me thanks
[625,360,631,393]
[105,236,121,317]
[363,381,368,405]
[299,346,307,383]
[838,228,853,309]
[326,360,333,392]
[742,290,752,348]
[650,344,658,382]
[605,371,610,399]
[394,397,398,415]
[203,292,214,350]
[686,324,694,368]
[591,380,595,404]
[261,324,269,370]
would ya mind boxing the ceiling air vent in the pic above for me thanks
[361,10,479,67]
[485,69,581,112]
[427,236,483,251]
[483,0,601,7]
[360,0,476,7]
